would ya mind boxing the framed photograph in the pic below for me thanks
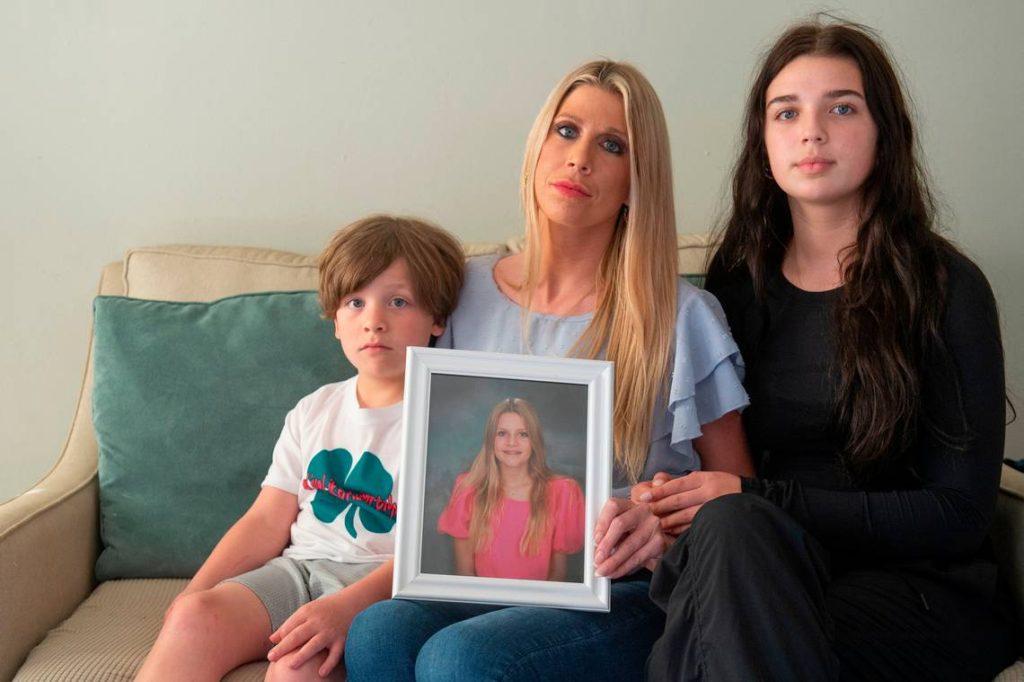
[393,347,613,612]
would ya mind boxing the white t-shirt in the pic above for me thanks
[263,377,402,563]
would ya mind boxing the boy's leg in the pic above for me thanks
[259,559,381,681]
[266,650,347,682]
[135,582,273,682]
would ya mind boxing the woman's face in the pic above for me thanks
[533,85,631,235]
[493,412,533,471]
[764,55,878,213]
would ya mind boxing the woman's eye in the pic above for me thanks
[555,123,577,139]
[496,430,506,437]
[390,297,408,308]
[518,431,529,439]
[832,103,854,115]
[776,109,797,121]
[601,138,624,154]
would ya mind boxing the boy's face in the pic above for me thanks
[333,258,444,388]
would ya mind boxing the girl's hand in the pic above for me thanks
[639,471,741,535]
[593,497,665,578]
[630,479,658,504]
[267,593,356,677]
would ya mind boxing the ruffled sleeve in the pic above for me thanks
[437,474,474,539]
[666,281,749,449]
[550,477,585,554]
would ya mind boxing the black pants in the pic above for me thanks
[646,494,1019,681]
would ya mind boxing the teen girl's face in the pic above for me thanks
[764,55,878,213]
[533,85,631,236]
[493,412,533,471]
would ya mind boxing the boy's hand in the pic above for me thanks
[267,592,356,677]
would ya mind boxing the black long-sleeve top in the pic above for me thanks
[707,251,1006,561]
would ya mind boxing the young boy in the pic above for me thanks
[136,215,464,682]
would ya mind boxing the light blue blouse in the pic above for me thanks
[437,254,748,494]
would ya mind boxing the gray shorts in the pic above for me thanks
[225,556,382,631]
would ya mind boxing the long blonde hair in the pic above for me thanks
[458,398,555,556]
[520,60,677,482]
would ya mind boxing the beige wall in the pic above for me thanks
[2,1,1022,502]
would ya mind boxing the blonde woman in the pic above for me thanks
[347,60,753,681]
[438,398,585,581]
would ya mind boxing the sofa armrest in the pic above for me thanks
[993,463,1024,641]
[0,387,101,680]
[0,261,123,680]
[999,462,1024,502]
[0,479,99,681]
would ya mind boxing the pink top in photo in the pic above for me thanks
[437,474,585,580]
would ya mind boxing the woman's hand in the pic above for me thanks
[593,497,666,578]
[267,592,357,678]
[638,471,741,535]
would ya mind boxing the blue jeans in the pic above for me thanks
[346,575,663,681]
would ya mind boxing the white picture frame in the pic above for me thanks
[393,347,613,612]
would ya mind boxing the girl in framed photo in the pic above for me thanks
[437,398,584,581]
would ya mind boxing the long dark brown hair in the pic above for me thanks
[708,18,963,478]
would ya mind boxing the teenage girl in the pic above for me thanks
[642,18,1019,680]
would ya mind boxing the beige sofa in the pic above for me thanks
[2,239,1022,681]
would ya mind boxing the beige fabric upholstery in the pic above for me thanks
[13,579,271,682]
[677,231,717,274]
[121,241,513,302]
[123,245,320,301]
[3,238,1021,680]
[0,262,123,682]
[996,661,1024,682]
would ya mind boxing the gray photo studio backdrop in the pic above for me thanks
[420,374,588,582]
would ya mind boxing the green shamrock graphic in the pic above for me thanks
[305,449,396,538]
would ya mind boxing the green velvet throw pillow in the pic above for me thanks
[92,292,355,580]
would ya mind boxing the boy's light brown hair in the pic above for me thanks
[318,214,465,325]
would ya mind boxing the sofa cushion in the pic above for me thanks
[119,236,706,302]
[123,245,320,301]
[92,292,354,580]
[121,242,512,302]
[13,579,268,681]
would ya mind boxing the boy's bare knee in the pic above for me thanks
[265,650,344,682]
[160,589,231,644]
